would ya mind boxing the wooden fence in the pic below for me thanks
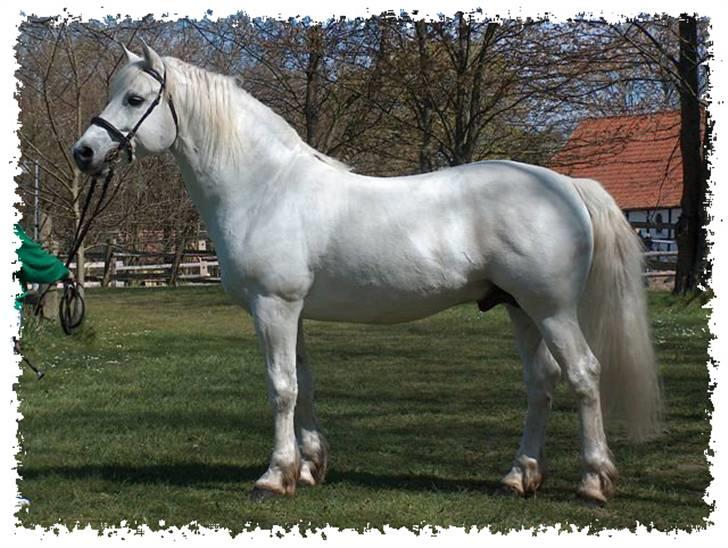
[68,249,679,288]
[70,249,220,287]
[643,250,677,279]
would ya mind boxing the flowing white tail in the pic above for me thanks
[573,177,663,441]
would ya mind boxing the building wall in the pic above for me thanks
[626,207,681,252]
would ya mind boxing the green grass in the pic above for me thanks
[15,287,712,533]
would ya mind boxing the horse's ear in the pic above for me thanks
[140,38,164,74]
[122,44,142,65]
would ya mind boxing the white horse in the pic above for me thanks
[72,43,661,504]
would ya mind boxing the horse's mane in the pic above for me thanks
[163,57,351,172]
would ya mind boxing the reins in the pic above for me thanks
[32,166,116,334]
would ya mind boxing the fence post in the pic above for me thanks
[169,235,187,287]
[101,239,115,288]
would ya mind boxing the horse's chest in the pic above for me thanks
[216,242,312,307]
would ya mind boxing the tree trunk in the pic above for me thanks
[101,239,115,288]
[415,20,435,173]
[36,212,59,320]
[168,233,187,287]
[304,25,323,146]
[70,171,87,290]
[452,11,469,166]
[673,14,706,295]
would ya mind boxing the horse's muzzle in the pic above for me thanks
[72,143,95,173]
[72,141,121,176]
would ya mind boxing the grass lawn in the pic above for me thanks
[14,286,712,533]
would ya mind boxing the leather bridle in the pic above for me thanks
[90,65,179,163]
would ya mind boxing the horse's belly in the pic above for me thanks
[301,277,489,324]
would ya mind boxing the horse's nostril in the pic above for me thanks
[73,145,94,169]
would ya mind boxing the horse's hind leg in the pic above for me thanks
[536,311,617,504]
[294,320,329,486]
[500,306,561,496]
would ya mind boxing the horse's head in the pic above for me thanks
[72,41,178,175]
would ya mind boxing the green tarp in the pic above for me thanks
[14,224,70,309]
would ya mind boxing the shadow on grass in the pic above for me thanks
[21,462,688,507]
[22,462,263,487]
[325,468,501,494]
[21,461,505,495]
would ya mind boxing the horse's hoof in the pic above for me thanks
[249,487,282,503]
[577,468,615,506]
[578,492,607,508]
[577,482,609,507]
[297,461,316,487]
[495,483,524,498]
[498,456,543,498]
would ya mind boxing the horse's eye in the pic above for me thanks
[128,94,145,107]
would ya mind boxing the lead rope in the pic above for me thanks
[32,164,116,334]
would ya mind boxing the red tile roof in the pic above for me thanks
[550,111,684,210]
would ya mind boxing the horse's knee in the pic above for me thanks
[270,385,298,413]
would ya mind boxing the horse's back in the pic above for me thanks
[299,160,593,323]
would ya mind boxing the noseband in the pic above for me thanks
[90,66,179,163]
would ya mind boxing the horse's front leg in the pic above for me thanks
[295,319,329,487]
[251,295,303,498]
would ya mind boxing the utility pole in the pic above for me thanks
[34,160,40,242]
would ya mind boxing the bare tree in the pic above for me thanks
[17,16,206,287]
[674,14,708,295]
[574,14,710,294]
[372,13,588,171]
[16,16,116,286]
[186,15,394,170]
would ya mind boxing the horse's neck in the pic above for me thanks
[168,64,308,228]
